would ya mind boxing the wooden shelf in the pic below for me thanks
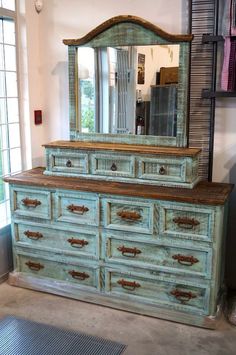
[202,89,236,99]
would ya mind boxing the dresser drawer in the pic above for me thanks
[105,268,209,314]
[137,157,186,183]
[104,235,212,278]
[91,153,135,178]
[17,253,99,290]
[13,222,98,259]
[54,191,99,226]
[46,149,88,175]
[159,203,214,241]
[11,187,51,220]
[103,198,154,234]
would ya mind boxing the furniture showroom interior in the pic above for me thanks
[1,1,236,354]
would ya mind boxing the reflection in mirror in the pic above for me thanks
[77,44,179,137]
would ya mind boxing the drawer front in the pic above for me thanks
[55,192,99,226]
[91,154,135,178]
[17,253,99,290]
[159,203,214,241]
[104,235,212,278]
[48,150,88,174]
[138,157,186,182]
[11,187,51,220]
[13,222,98,259]
[105,268,209,314]
[103,198,154,234]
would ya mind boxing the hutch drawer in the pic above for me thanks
[104,268,209,314]
[91,153,135,178]
[11,187,52,220]
[159,203,215,242]
[102,197,154,234]
[46,149,88,175]
[137,156,186,183]
[54,191,99,226]
[17,253,99,290]
[103,235,212,278]
[13,221,99,259]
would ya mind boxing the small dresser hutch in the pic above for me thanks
[5,16,233,328]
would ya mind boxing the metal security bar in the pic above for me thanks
[189,0,216,180]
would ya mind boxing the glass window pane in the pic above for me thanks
[7,98,19,122]
[6,71,17,97]
[3,19,15,45]
[0,44,4,69]
[0,203,7,227]
[10,147,21,173]
[0,178,5,202]
[0,98,7,123]
[4,44,16,71]
[0,71,6,97]
[2,149,10,175]
[0,124,8,149]
[2,0,15,11]
[9,123,20,148]
[0,20,3,43]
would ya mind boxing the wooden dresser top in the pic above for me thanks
[4,168,233,206]
[43,140,201,157]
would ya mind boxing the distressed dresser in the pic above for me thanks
[5,16,233,328]
[5,168,232,328]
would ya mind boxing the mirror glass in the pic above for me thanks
[77,44,179,137]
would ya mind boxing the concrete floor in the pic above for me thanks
[0,282,236,355]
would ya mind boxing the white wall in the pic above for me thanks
[19,0,185,166]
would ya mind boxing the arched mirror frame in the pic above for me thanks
[63,15,193,147]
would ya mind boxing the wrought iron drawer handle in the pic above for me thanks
[67,204,89,215]
[117,245,142,257]
[172,254,199,266]
[66,160,72,167]
[110,163,117,171]
[24,230,43,240]
[117,210,141,221]
[25,261,44,271]
[173,217,200,229]
[21,198,41,208]
[117,279,141,291]
[67,238,89,248]
[170,289,197,304]
[68,270,90,280]
[159,166,166,175]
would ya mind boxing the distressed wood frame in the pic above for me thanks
[63,15,193,147]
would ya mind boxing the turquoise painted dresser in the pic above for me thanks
[4,15,233,328]
[5,168,233,328]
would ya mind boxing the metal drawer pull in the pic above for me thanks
[159,166,166,175]
[24,230,43,240]
[117,210,141,221]
[67,238,89,248]
[110,163,117,171]
[117,279,141,291]
[68,270,90,280]
[66,159,72,167]
[25,261,44,271]
[117,245,142,257]
[173,217,200,229]
[172,254,199,266]
[67,204,89,215]
[21,198,41,208]
[171,289,197,304]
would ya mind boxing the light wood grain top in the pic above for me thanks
[4,168,233,205]
[43,141,201,157]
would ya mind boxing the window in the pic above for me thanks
[0,1,21,228]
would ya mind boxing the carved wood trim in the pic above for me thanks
[63,15,193,46]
